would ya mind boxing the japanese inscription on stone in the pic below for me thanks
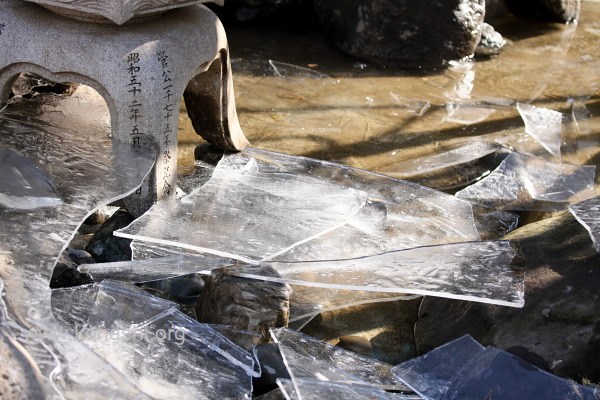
[157,50,175,196]
[126,53,144,149]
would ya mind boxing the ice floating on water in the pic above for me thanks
[269,60,333,80]
[393,335,600,400]
[0,148,63,210]
[229,241,524,307]
[117,148,481,263]
[569,195,600,252]
[517,103,563,159]
[381,140,507,191]
[276,378,420,400]
[456,152,596,211]
[389,92,431,116]
[271,328,408,391]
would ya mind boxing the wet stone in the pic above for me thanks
[314,0,485,64]
[196,265,291,341]
[50,248,94,288]
[337,335,374,356]
[85,208,134,263]
[475,22,507,57]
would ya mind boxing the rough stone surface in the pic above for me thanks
[85,209,134,263]
[314,0,485,64]
[476,22,507,56]
[196,266,291,341]
[414,212,600,383]
[302,298,421,365]
[505,0,581,22]
[0,1,248,216]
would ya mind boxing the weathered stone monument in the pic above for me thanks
[0,0,248,212]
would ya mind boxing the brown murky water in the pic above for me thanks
[178,1,600,188]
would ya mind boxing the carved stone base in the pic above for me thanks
[0,1,248,214]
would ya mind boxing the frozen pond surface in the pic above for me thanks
[2,2,600,399]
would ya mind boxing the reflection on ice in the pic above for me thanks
[0,87,157,398]
[569,195,600,252]
[393,335,600,400]
[456,152,596,211]
[229,241,524,307]
[271,328,408,391]
[0,148,62,210]
[117,148,481,263]
[276,378,419,400]
[517,103,563,159]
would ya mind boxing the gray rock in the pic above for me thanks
[337,335,373,356]
[196,265,291,341]
[50,248,94,288]
[505,0,581,22]
[414,212,600,383]
[476,23,507,56]
[314,0,485,64]
[85,209,134,263]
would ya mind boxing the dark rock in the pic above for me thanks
[195,265,291,341]
[50,248,94,288]
[85,209,134,263]
[485,0,510,21]
[476,23,507,56]
[83,205,119,226]
[252,342,291,396]
[314,0,485,64]
[505,0,581,22]
[209,0,311,23]
[139,274,205,306]
[505,346,553,372]
[414,212,600,383]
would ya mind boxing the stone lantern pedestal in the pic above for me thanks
[0,0,248,214]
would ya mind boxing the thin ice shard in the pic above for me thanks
[456,152,596,211]
[271,328,409,391]
[392,335,485,399]
[78,281,254,400]
[569,195,600,252]
[0,148,62,210]
[0,87,156,398]
[78,255,233,283]
[119,148,480,263]
[442,347,600,400]
[276,378,419,400]
[228,241,524,308]
[516,102,563,158]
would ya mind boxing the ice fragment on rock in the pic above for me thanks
[569,195,600,252]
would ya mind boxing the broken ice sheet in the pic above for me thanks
[78,255,234,283]
[0,86,156,398]
[456,152,596,211]
[391,335,485,399]
[381,141,508,191]
[443,347,600,400]
[569,195,600,252]
[517,102,563,159]
[269,60,333,81]
[228,240,524,307]
[0,148,62,210]
[388,92,430,116]
[76,280,254,400]
[445,103,496,125]
[271,328,409,391]
[277,378,420,400]
[119,148,480,263]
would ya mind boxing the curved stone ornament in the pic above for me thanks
[24,0,223,25]
[0,1,248,212]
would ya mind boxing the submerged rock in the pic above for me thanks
[414,212,600,383]
[85,209,134,263]
[314,0,485,64]
[505,0,581,22]
[196,265,291,341]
